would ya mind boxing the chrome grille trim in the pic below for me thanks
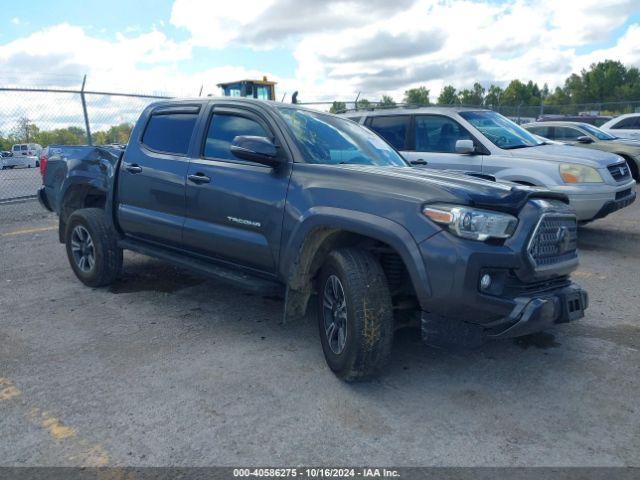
[527,213,578,271]
[607,162,631,182]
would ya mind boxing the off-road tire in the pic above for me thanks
[317,248,394,381]
[65,208,122,287]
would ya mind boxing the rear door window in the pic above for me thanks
[367,116,410,150]
[142,113,198,155]
[526,125,551,138]
[20,145,27,151]
[611,117,640,130]
[414,115,471,153]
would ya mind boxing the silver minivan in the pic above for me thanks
[346,107,636,222]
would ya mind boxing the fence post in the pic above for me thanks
[80,75,92,145]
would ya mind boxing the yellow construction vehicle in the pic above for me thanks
[217,76,277,101]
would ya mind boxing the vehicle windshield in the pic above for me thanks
[578,123,617,140]
[277,107,407,166]
[459,110,544,149]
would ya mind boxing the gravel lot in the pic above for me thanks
[0,200,638,467]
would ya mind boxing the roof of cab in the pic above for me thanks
[146,97,345,117]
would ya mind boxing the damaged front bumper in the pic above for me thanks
[421,284,588,347]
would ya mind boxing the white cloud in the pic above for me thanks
[0,0,639,110]
[10,17,20,25]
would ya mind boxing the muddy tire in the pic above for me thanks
[65,208,122,287]
[317,248,394,381]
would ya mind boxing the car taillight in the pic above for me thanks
[39,152,47,181]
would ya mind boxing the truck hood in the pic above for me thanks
[340,165,568,214]
[505,143,621,168]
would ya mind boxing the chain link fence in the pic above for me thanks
[0,86,168,215]
[2,84,640,218]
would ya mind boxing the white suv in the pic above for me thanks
[600,113,640,140]
[346,107,636,222]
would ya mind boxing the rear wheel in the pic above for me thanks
[317,248,394,381]
[65,208,122,287]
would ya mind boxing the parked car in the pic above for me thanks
[1,150,12,157]
[600,113,640,140]
[0,154,38,169]
[11,143,43,158]
[38,98,588,380]
[537,114,612,127]
[523,121,640,182]
[346,108,636,222]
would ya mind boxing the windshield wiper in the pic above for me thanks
[501,145,531,150]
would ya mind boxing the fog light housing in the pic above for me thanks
[480,274,492,290]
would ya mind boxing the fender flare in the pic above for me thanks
[281,207,434,320]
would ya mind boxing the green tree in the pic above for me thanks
[437,85,459,105]
[356,98,372,110]
[378,95,396,108]
[329,101,347,114]
[458,82,485,106]
[484,85,503,106]
[92,123,133,145]
[403,86,430,106]
[13,117,39,142]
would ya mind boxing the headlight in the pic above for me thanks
[423,204,518,241]
[559,163,603,183]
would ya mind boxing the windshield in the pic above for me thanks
[459,111,544,149]
[579,123,617,140]
[277,107,407,167]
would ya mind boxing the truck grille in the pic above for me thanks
[607,162,631,182]
[527,214,578,270]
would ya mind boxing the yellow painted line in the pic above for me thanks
[1,226,56,237]
[0,377,22,401]
[0,376,110,466]
[28,408,77,440]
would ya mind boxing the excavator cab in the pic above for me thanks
[217,76,277,101]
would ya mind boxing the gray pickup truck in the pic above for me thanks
[38,98,588,380]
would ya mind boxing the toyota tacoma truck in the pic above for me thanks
[38,98,588,381]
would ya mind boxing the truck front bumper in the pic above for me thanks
[420,283,588,346]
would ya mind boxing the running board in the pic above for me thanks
[119,238,284,296]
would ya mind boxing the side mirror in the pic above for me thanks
[230,136,280,167]
[577,136,593,144]
[455,139,475,154]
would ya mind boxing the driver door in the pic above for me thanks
[182,104,291,273]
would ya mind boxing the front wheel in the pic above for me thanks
[65,208,122,287]
[317,248,394,381]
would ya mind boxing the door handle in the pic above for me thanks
[188,173,211,184]
[125,164,142,174]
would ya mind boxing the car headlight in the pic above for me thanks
[423,204,518,241]
[559,163,603,183]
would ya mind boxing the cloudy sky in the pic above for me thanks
[1,0,640,103]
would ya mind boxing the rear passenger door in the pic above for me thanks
[182,104,291,273]
[117,105,199,247]
[407,115,482,172]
